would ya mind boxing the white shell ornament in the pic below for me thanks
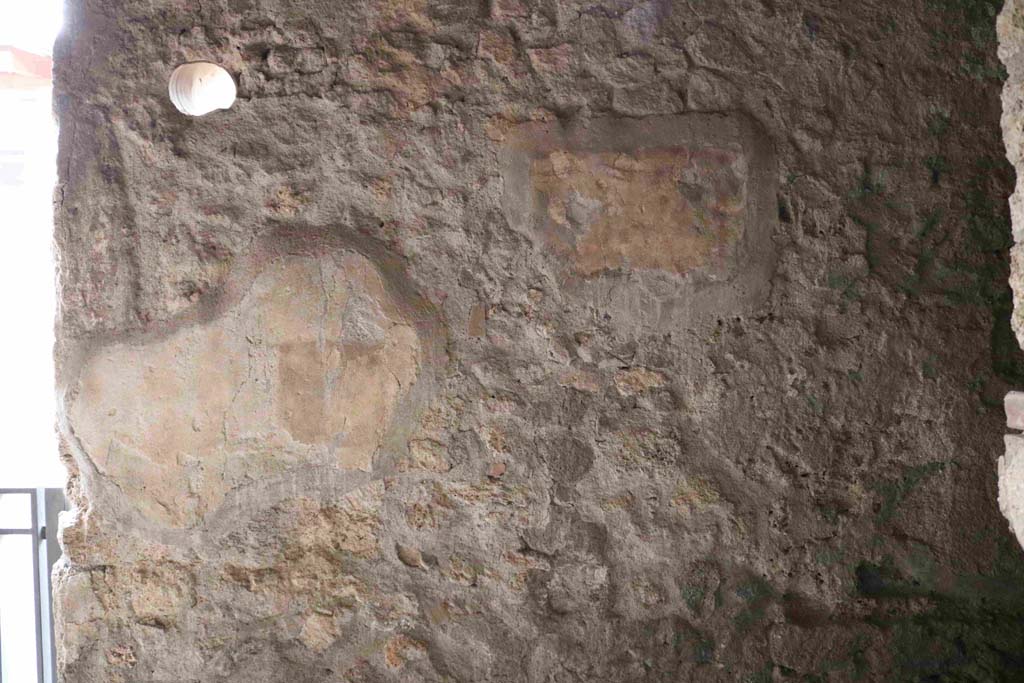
[168,62,236,117]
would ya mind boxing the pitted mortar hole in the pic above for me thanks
[168,62,236,116]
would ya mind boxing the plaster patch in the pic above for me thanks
[529,147,747,278]
[68,251,420,527]
[500,114,776,330]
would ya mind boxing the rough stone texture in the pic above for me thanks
[53,0,1024,681]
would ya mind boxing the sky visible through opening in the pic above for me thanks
[1,0,65,489]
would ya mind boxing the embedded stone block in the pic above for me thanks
[1000,434,1024,551]
[1006,390,1024,430]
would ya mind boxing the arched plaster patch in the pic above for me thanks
[65,249,421,527]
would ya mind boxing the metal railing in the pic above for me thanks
[0,489,65,683]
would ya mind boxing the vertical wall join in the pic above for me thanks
[999,0,1024,549]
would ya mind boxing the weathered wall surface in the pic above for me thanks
[999,1,1024,556]
[53,0,1024,680]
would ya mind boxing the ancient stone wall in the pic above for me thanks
[54,0,1024,680]
[999,1,1024,559]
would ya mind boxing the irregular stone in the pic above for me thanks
[406,438,451,472]
[613,367,667,395]
[384,634,427,669]
[1007,391,1024,430]
[396,543,424,568]
[127,562,195,628]
[671,477,722,510]
[298,613,339,653]
[1000,435,1024,550]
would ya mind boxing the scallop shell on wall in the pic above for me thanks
[168,62,236,117]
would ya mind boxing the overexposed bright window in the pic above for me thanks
[0,4,65,681]
[0,1,64,489]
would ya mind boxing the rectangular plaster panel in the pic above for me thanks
[500,114,776,329]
